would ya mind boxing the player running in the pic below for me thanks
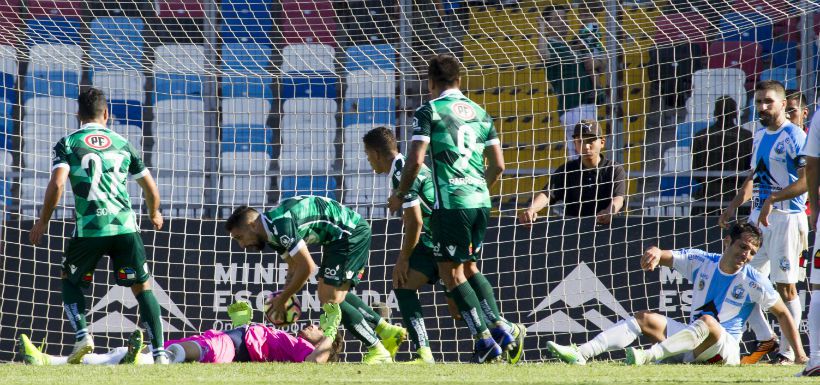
[18,302,345,365]
[387,54,525,363]
[225,197,405,364]
[28,88,168,364]
[547,223,807,366]
[720,80,808,364]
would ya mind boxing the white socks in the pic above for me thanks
[647,319,711,362]
[779,298,803,359]
[578,317,642,360]
[747,303,775,341]
[166,343,188,363]
[809,290,820,366]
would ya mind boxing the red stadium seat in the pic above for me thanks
[653,12,713,49]
[157,0,205,19]
[707,41,761,90]
[731,0,801,42]
[0,1,21,46]
[27,0,83,18]
[281,0,338,47]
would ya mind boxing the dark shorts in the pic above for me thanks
[63,232,149,287]
[430,208,489,263]
[409,243,439,284]
[321,221,371,287]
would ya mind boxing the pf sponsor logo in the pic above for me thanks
[451,102,476,121]
[84,134,112,150]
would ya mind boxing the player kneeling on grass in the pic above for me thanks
[18,302,345,365]
[225,197,406,364]
[548,223,808,366]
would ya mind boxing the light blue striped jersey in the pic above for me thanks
[749,121,807,221]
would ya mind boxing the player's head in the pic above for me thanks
[785,89,809,128]
[78,87,109,124]
[572,120,605,161]
[754,80,787,128]
[542,5,570,37]
[722,222,762,271]
[298,324,345,362]
[225,206,266,252]
[713,96,738,124]
[427,54,461,97]
[362,126,398,174]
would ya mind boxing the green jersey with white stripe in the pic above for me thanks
[389,154,435,249]
[52,123,148,237]
[411,89,499,209]
[260,196,364,258]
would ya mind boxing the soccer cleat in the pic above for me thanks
[17,334,50,366]
[625,347,650,366]
[362,344,393,364]
[740,337,778,364]
[119,329,144,364]
[490,325,515,351]
[153,350,170,365]
[506,323,527,365]
[770,353,795,365]
[67,335,94,365]
[409,346,435,364]
[800,364,820,377]
[470,337,503,364]
[377,323,407,359]
[546,341,585,365]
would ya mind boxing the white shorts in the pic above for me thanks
[663,317,741,365]
[749,211,808,284]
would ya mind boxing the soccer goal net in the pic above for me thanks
[0,0,817,363]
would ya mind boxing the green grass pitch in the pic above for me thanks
[0,362,815,385]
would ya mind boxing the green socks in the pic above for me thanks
[468,273,512,330]
[61,279,88,342]
[451,281,489,337]
[344,292,383,326]
[395,288,430,349]
[340,301,380,348]
[135,290,164,357]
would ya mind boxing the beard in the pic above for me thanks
[759,113,773,127]
[246,237,267,252]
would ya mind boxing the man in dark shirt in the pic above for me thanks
[518,120,626,225]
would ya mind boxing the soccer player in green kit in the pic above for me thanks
[29,88,168,364]
[225,196,406,364]
[387,54,526,363]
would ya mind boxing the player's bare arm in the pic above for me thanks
[759,167,807,227]
[267,246,315,320]
[769,299,809,364]
[641,246,674,272]
[484,143,505,190]
[720,173,754,228]
[388,140,427,213]
[135,172,163,230]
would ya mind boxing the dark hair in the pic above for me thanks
[713,96,738,121]
[327,329,345,363]
[727,222,763,248]
[362,126,397,157]
[755,80,786,98]
[428,54,461,88]
[78,88,107,121]
[785,89,808,108]
[225,205,258,232]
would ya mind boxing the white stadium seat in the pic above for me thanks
[22,97,78,173]
[29,44,83,73]
[219,175,270,206]
[662,146,692,173]
[92,70,145,102]
[154,44,206,74]
[345,69,396,98]
[220,151,270,173]
[281,43,335,73]
[0,45,17,76]
[222,98,271,126]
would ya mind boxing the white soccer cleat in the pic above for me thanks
[154,350,171,365]
[67,335,94,365]
[625,347,651,366]
[546,341,586,365]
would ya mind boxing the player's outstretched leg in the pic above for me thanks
[626,317,714,365]
[17,334,51,365]
[119,329,145,364]
[62,278,94,364]
[344,292,407,359]
[548,316,643,365]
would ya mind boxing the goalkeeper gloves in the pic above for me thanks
[228,301,253,327]
[319,303,342,339]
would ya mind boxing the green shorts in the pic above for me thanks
[430,207,489,263]
[409,242,439,284]
[321,221,371,287]
[62,232,149,287]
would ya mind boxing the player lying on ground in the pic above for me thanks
[225,197,406,364]
[363,126,524,364]
[18,302,344,365]
[547,223,808,366]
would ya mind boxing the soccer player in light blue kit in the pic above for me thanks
[720,80,808,364]
[547,223,807,365]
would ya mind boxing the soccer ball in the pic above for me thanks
[263,290,301,326]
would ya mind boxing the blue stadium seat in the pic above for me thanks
[221,76,273,99]
[23,71,80,99]
[26,17,82,45]
[770,41,798,68]
[155,73,203,100]
[675,121,710,147]
[89,17,144,70]
[109,99,143,128]
[281,72,338,99]
[279,176,337,200]
[345,44,396,71]
[343,97,396,127]
[760,67,797,90]
[719,12,773,57]
[221,125,271,153]
[221,43,271,74]
[220,0,272,44]
[659,176,697,197]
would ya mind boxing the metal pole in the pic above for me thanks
[398,0,413,151]
[203,0,219,217]
[799,0,816,106]
[606,0,622,163]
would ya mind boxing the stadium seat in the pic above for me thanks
[280,98,337,174]
[342,97,395,127]
[344,44,397,72]
[644,195,691,217]
[153,99,206,172]
[660,146,694,196]
[88,0,143,18]
[89,17,144,71]
[770,41,798,68]
[221,43,271,74]
[25,16,81,45]
[719,12,773,56]
[280,175,337,201]
[220,0,272,44]
[220,175,271,206]
[674,121,710,147]
[222,98,271,126]
[220,151,270,174]
[221,125,271,155]
[281,72,338,99]
[27,1,82,19]
[154,44,206,101]
[687,68,747,122]
[153,174,205,206]
[281,97,337,116]
[0,1,21,46]
[341,173,387,208]
[157,0,205,18]
[648,43,704,108]
[0,149,10,214]
[707,41,761,90]
[0,45,18,104]
[341,123,392,172]
[109,99,143,128]
[281,43,335,74]
[281,0,337,47]
[112,123,143,153]
[91,70,145,102]
[20,173,75,216]
[24,43,82,101]
[22,97,78,173]
[759,67,797,90]
[336,0,398,45]
[345,69,395,98]
[653,12,712,46]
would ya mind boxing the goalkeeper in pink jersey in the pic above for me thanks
[18,302,344,365]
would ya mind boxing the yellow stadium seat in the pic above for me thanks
[623,146,644,172]
[620,6,659,43]
[490,174,550,206]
